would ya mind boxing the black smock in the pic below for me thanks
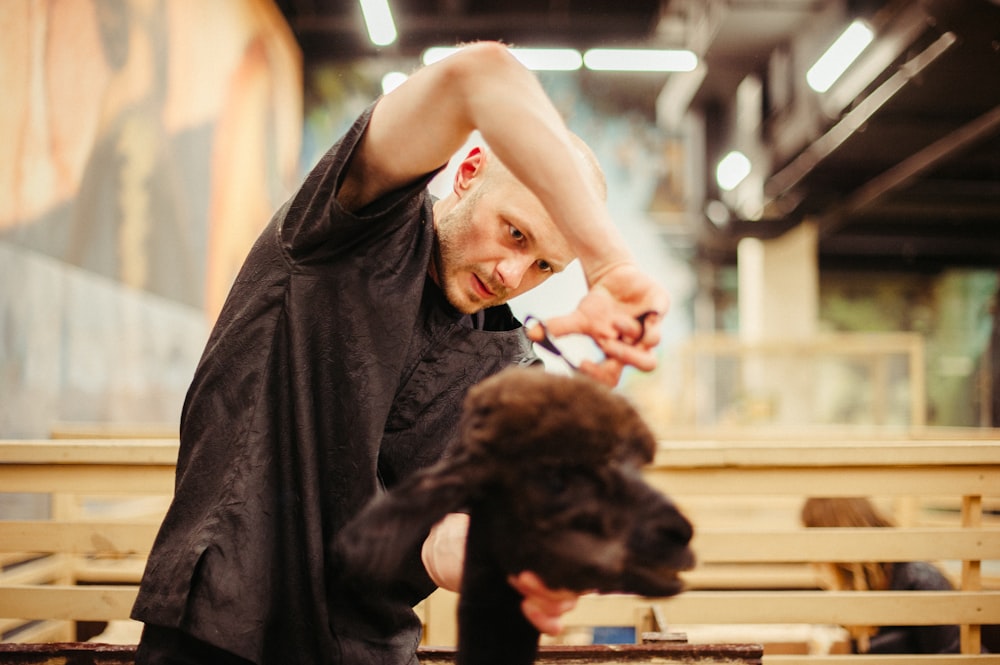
[131,105,539,664]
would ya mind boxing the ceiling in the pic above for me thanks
[274,0,1000,271]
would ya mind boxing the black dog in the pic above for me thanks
[336,367,695,665]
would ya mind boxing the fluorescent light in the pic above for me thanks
[583,48,698,72]
[359,0,396,47]
[381,71,408,94]
[421,47,460,65]
[716,151,751,191]
[422,46,582,71]
[507,48,582,71]
[807,20,874,93]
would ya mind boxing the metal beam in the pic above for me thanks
[820,103,1000,234]
[764,30,957,203]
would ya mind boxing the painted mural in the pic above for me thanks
[0,0,301,314]
[0,0,301,437]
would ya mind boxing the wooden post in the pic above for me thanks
[960,494,983,654]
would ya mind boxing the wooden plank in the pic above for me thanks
[566,591,1000,627]
[644,466,1000,497]
[0,585,138,621]
[0,440,179,465]
[5,587,995,655]
[49,422,177,439]
[658,427,1000,442]
[653,442,1000,468]
[0,465,175,494]
[0,553,45,568]
[0,618,74,643]
[682,564,819,590]
[0,557,67,586]
[657,590,1000,625]
[0,521,159,555]
[73,558,147,584]
[5,439,998,468]
[691,528,1000,563]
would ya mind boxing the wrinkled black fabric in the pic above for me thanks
[132,104,539,665]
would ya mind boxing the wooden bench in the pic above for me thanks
[0,440,174,642]
[2,436,999,664]
[421,438,1000,662]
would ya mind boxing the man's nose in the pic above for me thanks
[496,255,534,290]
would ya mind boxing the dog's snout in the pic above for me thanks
[653,514,693,548]
[629,503,694,554]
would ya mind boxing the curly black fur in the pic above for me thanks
[336,367,695,665]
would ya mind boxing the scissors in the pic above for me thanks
[523,311,658,372]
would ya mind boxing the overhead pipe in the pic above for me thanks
[765,30,957,203]
[820,103,1000,234]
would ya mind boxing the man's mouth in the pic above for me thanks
[471,273,496,299]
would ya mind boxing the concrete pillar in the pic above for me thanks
[735,221,819,425]
[738,220,819,342]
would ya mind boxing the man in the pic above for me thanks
[132,41,669,665]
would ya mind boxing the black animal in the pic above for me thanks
[336,367,695,665]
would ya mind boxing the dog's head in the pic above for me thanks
[336,367,695,597]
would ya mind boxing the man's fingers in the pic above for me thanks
[577,358,624,387]
[530,309,593,340]
[508,571,581,636]
[521,597,573,635]
[596,337,658,372]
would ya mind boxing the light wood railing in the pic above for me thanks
[2,436,999,664]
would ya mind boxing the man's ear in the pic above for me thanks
[454,146,486,196]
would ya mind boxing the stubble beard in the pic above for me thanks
[433,203,508,314]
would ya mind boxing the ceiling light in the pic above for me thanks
[422,46,582,71]
[507,48,583,71]
[807,20,874,93]
[705,200,731,227]
[359,0,397,47]
[381,71,408,94]
[716,151,752,191]
[583,49,698,72]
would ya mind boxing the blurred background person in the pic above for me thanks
[800,496,978,654]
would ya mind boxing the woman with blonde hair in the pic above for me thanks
[800,497,964,654]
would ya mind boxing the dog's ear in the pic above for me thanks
[334,452,483,587]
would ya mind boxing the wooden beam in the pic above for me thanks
[565,590,1000,627]
[690,527,1000,563]
[643,466,999,497]
[0,439,179,464]
[0,585,138,621]
[0,521,160,555]
[0,465,175,494]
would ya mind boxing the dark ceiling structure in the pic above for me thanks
[274,0,1000,271]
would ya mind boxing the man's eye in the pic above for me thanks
[509,225,525,241]
[536,259,552,272]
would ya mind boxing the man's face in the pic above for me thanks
[432,173,574,315]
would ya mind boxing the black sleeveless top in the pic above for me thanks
[133,104,539,664]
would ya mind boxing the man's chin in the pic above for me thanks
[444,288,486,315]
[442,284,497,315]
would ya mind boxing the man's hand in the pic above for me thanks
[421,513,469,592]
[507,571,583,636]
[527,263,669,386]
[424,516,582,635]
